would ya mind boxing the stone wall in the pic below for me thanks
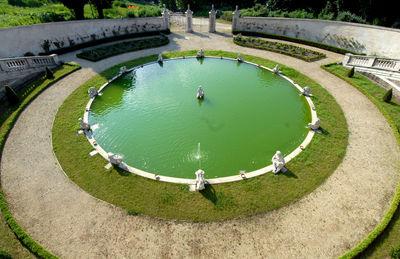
[234,17,400,58]
[0,17,168,58]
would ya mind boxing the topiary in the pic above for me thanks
[4,85,19,105]
[383,88,393,103]
[391,245,400,259]
[45,66,54,79]
[0,250,12,259]
[347,66,355,77]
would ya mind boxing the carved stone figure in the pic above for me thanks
[195,169,205,191]
[88,87,98,98]
[108,152,123,165]
[157,53,163,63]
[197,86,204,99]
[196,49,205,58]
[78,118,90,131]
[237,53,243,62]
[120,66,127,74]
[272,151,286,174]
[308,118,321,130]
[273,64,280,74]
[302,86,312,96]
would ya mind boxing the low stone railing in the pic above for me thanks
[343,53,400,72]
[0,54,59,73]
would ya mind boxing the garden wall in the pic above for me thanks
[234,17,400,58]
[0,17,168,58]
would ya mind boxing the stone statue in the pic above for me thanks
[88,87,98,98]
[237,53,243,62]
[120,66,127,74]
[308,118,321,130]
[196,49,205,58]
[197,86,204,99]
[195,169,205,191]
[108,152,123,166]
[302,86,312,96]
[157,53,163,63]
[273,64,280,74]
[78,118,90,131]
[272,151,286,174]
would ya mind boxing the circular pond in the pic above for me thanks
[88,58,312,179]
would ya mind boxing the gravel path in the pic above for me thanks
[1,28,400,258]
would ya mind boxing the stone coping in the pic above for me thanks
[83,56,317,184]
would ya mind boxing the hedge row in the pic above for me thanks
[322,63,400,258]
[0,63,81,259]
[232,30,364,55]
[39,29,170,56]
[77,35,169,62]
[233,35,326,62]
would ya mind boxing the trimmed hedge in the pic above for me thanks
[39,30,170,56]
[77,35,169,62]
[0,63,81,259]
[233,30,364,55]
[233,35,326,62]
[322,63,400,259]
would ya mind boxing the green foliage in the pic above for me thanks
[59,0,88,19]
[137,5,161,17]
[232,30,364,55]
[220,10,232,21]
[45,66,54,79]
[336,11,366,24]
[322,63,400,259]
[383,88,393,103]
[76,34,169,61]
[4,85,19,105]
[0,250,12,259]
[8,0,43,7]
[91,0,113,19]
[233,35,326,62]
[347,66,355,77]
[392,245,400,259]
[0,64,80,259]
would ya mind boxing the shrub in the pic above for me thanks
[220,10,232,21]
[336,11,366,24]
[45,66,54,79]
[127,10,136,18]
[0,250,12,259]
[8,0,43,7]
[347,67,355,78]
[383,88,393,103]
[4,85,19,104]
[391,245,400,258]
[24,52,35,56]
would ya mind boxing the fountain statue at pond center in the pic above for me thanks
[195,169,205,191]
[272,150,287,174]
[197,86,204,99]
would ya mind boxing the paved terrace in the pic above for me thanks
[1,26,399,258]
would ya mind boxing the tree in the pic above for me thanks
[60,0,88,20]
[347,66,355,78]
[160,0,177,11]
[91,0,113,19]
[382,88,393,103]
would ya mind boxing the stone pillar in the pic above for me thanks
[50,54,59,65]
[162,5,170,30]
[232,5,240,32]
[185,4,193,33]
[209,4,216,33]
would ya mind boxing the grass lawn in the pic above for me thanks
[53,50,348,222]
[0,63,81,258]
[322,63,400,259]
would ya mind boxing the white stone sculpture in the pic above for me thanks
[195,169,205,191]
[302,86,312,96]
[308,118,321,130]
[237,54,243,62]
[157,53,163,63]
[120,66,127,74]
[88,87,98,98]
[196,49,205,58]
[108,152,123,166]
[273,64,280,74]
[78,118,90,131]
[272,151,286,174]
[197,86,204,99]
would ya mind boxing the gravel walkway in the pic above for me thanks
[1,28,400,258]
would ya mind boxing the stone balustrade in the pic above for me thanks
[0,54,59,73]
[343,53,400,73]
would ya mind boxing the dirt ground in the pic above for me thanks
[1,26,399,258]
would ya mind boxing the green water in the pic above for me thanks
[89,58,311,179]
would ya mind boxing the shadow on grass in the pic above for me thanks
[200,184,217,205]
[114,166,131,176]
[282,168,298,179]
[319,127,330,136]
